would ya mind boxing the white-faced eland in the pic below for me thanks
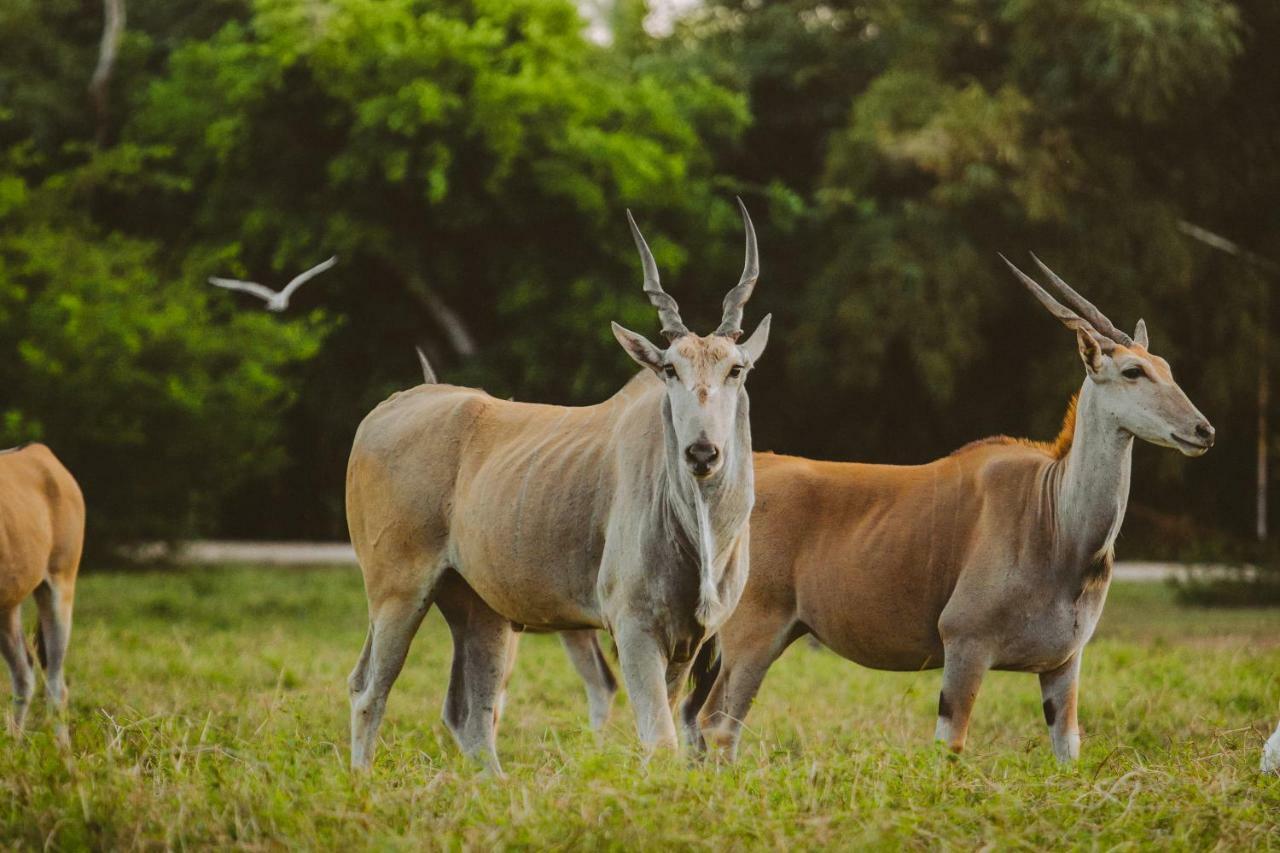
[345,201,770,774]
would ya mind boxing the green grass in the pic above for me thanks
[2,567,1278,850]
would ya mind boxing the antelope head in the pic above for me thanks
[613,200,771,480]
[1003,254,1215,457]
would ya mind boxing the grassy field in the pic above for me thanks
[1,565,1277,850]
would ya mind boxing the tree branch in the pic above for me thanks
[406,275,477,357]
[1177,220,1280,275]
[89,0,126,146]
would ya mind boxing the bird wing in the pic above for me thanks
[278,256,338,300]
[208,277,280,302]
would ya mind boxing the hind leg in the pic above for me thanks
[436,574,515,775]
[33,579,74,745]
[680,640,719,752]
[349,592,432,771]
[698,647,778,761]
[0,606,35,736]
[561,630,617,732]
[698,610,798,761]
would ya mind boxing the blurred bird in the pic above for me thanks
[1263,721,1280,774]
[209,256,337,312]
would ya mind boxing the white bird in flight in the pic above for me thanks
[208,256,338,312]
[1263,720,1280,774]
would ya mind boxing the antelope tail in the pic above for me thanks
[415,347,438,384]
[33,620,47,670]
[681,635,721,729]
[592,633,619,693]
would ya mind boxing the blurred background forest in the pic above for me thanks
[1,0,1277,559]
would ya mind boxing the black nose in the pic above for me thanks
[1195,422,1215,446]
[685,441,720,475]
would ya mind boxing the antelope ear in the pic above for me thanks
[739,314,771,365]
[1076,328,1112,373]
[611,322,665,373]
[1134,318,1149,348]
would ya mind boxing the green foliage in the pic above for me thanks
[2,0,1278,546]
[1,0,747,540]
[796,0,1246,421]
[1,568,1277,846]
[127,0,746,355]
[115,0,749,536]
[0,147,321,544]
[673,0,1272,550]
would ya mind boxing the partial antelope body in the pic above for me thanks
[0,443,85,743]
[1263,720,1280,774]
[570,257,1214,762]
[346,202,770,773]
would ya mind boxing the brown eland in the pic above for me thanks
[0,443,85,744]
[346,201,771,773]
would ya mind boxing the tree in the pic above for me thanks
[668,0,1274,551]
[118,0,748,536]
[0,145,320,546]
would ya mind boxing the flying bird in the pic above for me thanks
[208,256,338,312]
[1264,720,1280,774]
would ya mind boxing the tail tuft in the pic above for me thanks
[415,347,438,384]
[34,621,47,670]
[681,635,721,730]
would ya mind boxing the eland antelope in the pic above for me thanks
[0,443,85,743]
[567,256,1214,762]
[346,202,770,773]
[1263,720,1280,774]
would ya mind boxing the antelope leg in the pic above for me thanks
[615,621,679,753]
[349,594,430,772]
[436,573,514,776]
[0,606,34,736]
[1039,652,1083,762]
[561,630,617,732]
[934,643,989,753]
[33,579,74,746]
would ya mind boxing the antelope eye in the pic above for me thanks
[728,365,744,380]
[1122,366,1145,380]
[663,365,678,380]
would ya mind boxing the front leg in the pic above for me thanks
[34,579,75,747]
[934,642,990,753]
[614,621,678,753]
[1039,652,1082,762]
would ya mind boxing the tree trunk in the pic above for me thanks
[89,0,126,146]
[1258,337,1269,542]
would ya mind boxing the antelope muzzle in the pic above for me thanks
[685,439,721,478]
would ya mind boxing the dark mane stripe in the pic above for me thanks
[950,393,1079,460]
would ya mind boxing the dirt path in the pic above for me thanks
[163,541,1204,581]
